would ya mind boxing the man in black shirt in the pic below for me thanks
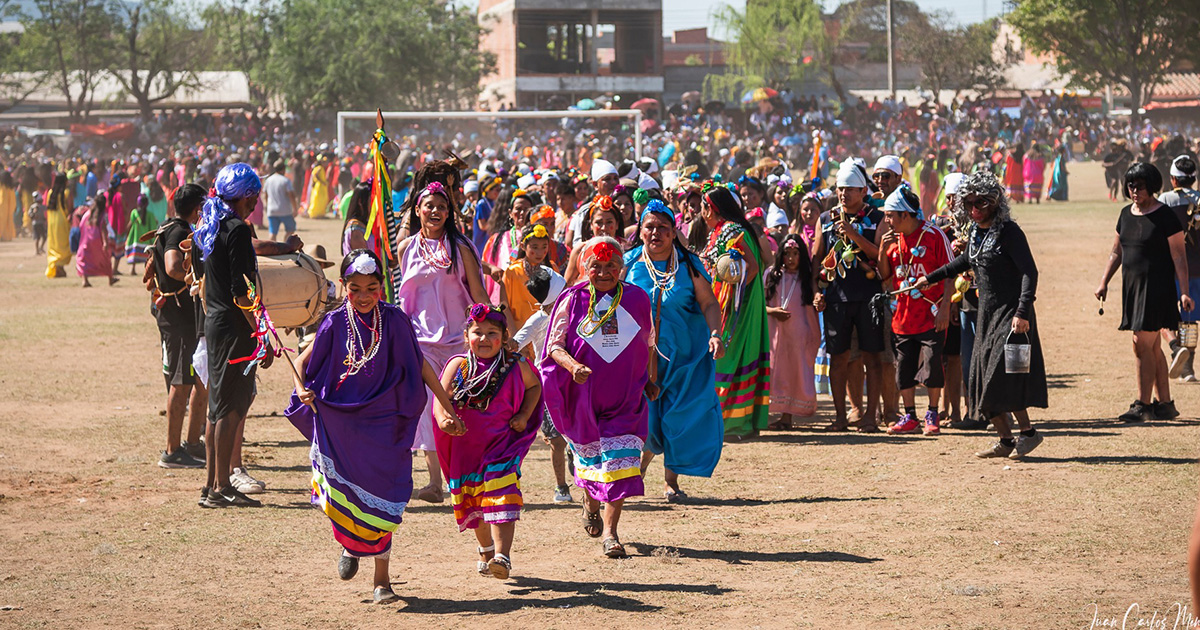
[198,163,272,508]
[813,163,886,431]
[151,184,208,469]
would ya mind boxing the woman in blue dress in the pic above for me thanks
[623,199,726,501]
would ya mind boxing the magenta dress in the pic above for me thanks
[75,211,113,277]
[539,281,652,502]
[395,235,476,451]
[767,274,819,417]
[434,352,542,531]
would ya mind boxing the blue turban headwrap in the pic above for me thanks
[195,163,262,260]
[639,198,674,224]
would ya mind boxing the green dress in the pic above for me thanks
[700,221,771,437]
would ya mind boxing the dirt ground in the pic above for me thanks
[1,161,1199,629]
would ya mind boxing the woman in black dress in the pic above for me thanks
[1096,163,1193,423]
[916,172,1048,460]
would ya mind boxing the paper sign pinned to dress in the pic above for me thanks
[580,294,641,363]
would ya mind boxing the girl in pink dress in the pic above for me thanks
[395,182,491,503]
[764,234,820,426]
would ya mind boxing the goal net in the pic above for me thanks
[335,109,646,164]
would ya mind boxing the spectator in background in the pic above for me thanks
[262,160,297,241]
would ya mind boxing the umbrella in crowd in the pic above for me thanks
[630,98,660,112]
[576,98,598,111]
[742,87,778,104]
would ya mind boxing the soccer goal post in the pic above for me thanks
[336,109,645,160]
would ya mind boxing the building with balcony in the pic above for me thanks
[476,0,664,110]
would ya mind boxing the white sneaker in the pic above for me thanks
[1182,374,1197,383]
[231,467,266,494]
[1170,347,1191,379]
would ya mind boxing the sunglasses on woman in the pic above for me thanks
[961,196,994,210]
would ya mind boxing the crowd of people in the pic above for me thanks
[3,91,1200,605]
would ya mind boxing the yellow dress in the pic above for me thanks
[0,185,15,241]
[45,198,71,278]
[306,164,329,218]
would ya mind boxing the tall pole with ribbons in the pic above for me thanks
[364,109,401,303]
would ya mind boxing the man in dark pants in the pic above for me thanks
[812,163,886,431]
[152,184,208,468]
[196,163,272,508]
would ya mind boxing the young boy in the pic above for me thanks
[877,187,954,436]
[510,264,572,502]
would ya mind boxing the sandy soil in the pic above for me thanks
[1,161,1198,629]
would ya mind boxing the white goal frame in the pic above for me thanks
[336,109,645,160]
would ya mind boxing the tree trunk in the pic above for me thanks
[1127,78,1142,128]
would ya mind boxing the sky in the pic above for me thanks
[665,0,1005,36]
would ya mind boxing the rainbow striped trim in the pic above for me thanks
[446,455,525,531]
[569,435,644,484]
[309,440,406,557]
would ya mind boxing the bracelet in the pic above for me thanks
[710,330,721,338]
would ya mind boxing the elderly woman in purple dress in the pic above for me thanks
[540,236,656,559]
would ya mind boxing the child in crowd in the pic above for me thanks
[434,304,543,580]
[288,249,463,605]
[500,223,553,360]
[764,234,821,427]
[877,187,953,436]
[511,265,571,503]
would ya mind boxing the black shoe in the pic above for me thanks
[948,417,990,430]
[338,554,359,581]
[1118,400,1153,423]
[200,488,231,509]
[182,441,206,462]
[1152,399,1180,420]
[158,447,204,469]
[218,485,262,508]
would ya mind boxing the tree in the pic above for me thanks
[1009,0,1199,124]
[832,0,930,65]
[705,0,827,102]
[200,0,277,106]
[904,15,1014,101]
[17,0,115,122]
[109,0,206,121]
[262,0,494,117]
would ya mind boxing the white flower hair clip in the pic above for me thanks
[345,252,378,277]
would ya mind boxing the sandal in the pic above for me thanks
[664,488,688,503]
[373,586,400,605]
[476,545,495,576]
[487,553,512,579]
[853,419,880,433]
[767,419,792,430]
[416,485,444,503]
[582,506,603,538]
[602,537,627,559]
[823,420,850,432]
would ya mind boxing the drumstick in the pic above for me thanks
[243,273,315,411]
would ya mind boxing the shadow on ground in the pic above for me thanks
[393,576,731,614]
[627,542,881,565]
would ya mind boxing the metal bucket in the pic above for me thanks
[1180,322,1199,349]
[1004,332,1031,374]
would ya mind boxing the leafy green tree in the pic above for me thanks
[200,0,277,106]
[1009,0,1198,123]
[904,15,1014,101]
[705,0,827,102]
[109,0,206,121]
[831,0,929,64]
[17,0,115,122]
[262,0,494,117]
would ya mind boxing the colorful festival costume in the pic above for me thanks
[624,245,723,477]
[700,221,771,437]
[286,302,428,558]
[435,350,542,531]
[395,234,476,451]
[539,281,652,502]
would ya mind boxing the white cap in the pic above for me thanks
[766,203,790,228]
[873,155,903,176]
[836,164,867,188]
[591,159,617,181]
[943,172,965,195]
[464,179,479,193]
[638,172,660,190]
[516,163,531,176]
[517,174,537,190]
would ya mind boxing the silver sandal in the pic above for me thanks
[476,544,495,576]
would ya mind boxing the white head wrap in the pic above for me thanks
[591,159,617,181]
[943,172,965,196]
[766,204,790,228]
[836,164,868,188]
[883,188,920,215]
[463,179,479,193]
[638,172,660,191]
[1171,155,1195,178]
[517,174,537,190]
[541,268,567,306]
[873,155,903,176]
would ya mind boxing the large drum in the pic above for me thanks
[256,252,334,328]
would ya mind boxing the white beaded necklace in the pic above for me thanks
[339,302,381,385]
[641,244,678,293]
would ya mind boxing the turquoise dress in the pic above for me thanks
[624,246,723,477]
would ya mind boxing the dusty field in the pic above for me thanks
[1,161,1199,629]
